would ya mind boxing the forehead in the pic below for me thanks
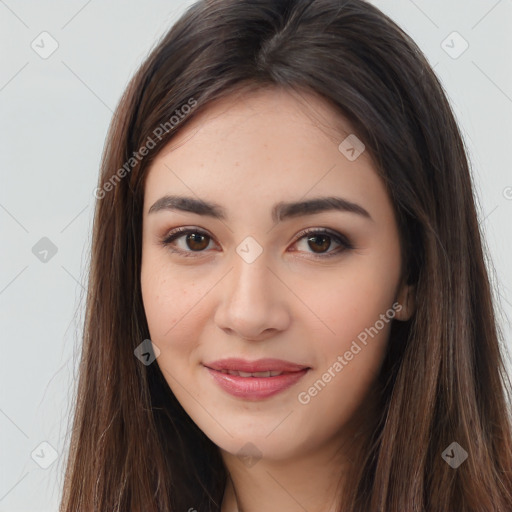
[159,86,356,160]
[143,87,387,223]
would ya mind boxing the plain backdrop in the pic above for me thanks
[0,1,511,510]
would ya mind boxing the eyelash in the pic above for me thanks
[159,226,354,259]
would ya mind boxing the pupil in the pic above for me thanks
[308,234,330,253]
[187,233,208,251]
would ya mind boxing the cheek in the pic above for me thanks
[140,266,204,399]
[292,297,396,454]
[140,253,214,372]
[300,259,400,354]
[292,256,399,416]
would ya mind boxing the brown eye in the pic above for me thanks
[161,228,214,257]
[306,233,332,253]
[161,227,352,259]
[293,228,353,259]
[186,232,210,251]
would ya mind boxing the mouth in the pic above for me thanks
[203,358,311,400]
[213,369,292,377]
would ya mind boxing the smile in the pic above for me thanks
[203,358,310,400]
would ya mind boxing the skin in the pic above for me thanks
[140,86,414,512]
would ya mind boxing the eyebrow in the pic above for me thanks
[148,194,372,223]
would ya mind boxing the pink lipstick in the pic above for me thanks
[203,358,310,400]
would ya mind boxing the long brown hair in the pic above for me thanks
[59,0,512,510]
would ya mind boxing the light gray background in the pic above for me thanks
[1,1,511,510]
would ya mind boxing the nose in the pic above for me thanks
[213,250,291,341]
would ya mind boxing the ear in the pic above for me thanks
[394,282,415,321]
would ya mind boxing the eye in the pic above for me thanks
[160,227,215,257]
[290,228,353,259]
[159,227,353,259]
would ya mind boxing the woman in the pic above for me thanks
[60,0,512,510]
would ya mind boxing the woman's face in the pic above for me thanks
[141,87,411,462]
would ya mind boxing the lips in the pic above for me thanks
[203,358,311,400]
[216,369,285,377]
[204,357,309,374]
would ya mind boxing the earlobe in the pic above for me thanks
[395,283,415,321]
